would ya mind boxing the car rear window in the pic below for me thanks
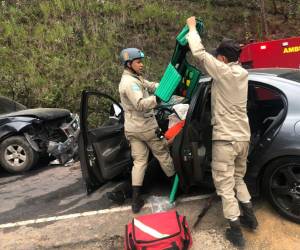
[279,71,300,83]
[254,86,281,101]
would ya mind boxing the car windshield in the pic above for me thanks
[278,70,300,83]
[0,96,27,115]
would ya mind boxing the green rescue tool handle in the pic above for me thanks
[176,19,204,46]
[169,174,179,204]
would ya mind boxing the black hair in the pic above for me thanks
[216,38,241,62]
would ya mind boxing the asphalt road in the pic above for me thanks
[1,162,300,250]
[0,162,121,225]
[0,160,199,225]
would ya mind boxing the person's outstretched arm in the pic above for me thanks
[186,16,231,83]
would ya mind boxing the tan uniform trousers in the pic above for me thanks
[211,141,251,220]
[125,129,175,186]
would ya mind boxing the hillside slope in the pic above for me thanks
[0,0,299,111]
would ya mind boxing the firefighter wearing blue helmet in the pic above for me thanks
[118,48,175,213]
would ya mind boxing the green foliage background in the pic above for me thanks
[0,0,299,112]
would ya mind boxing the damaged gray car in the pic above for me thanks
[0,96,80,173]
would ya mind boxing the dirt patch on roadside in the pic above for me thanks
[244,202,300,250]
[192,229,236,250]
[192,199,300,250]
[49,235,124,250]
[0,199,299,250]
[98,235,124,250]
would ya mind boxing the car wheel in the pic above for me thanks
[263,157,300,224]
[0,136,39,173]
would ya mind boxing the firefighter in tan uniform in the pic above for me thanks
[119,48,175,213]
[186,17,258,247]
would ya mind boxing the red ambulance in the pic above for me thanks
[240,37,300,69]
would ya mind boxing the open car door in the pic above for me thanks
[172,77,213,192]
[79,90,132,194]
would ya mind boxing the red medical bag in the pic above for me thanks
[125,210,192,250]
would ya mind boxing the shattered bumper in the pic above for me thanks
[47,114,80,164]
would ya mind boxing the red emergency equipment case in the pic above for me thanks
[125,210,192,250]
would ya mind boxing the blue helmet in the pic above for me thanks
[120,48,145,65]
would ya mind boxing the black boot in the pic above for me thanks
[132,186,144,213]
[239,202,258,230]
[225,219,245,248]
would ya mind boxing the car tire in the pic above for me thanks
[0,136,39,173]
[263,157,300,224]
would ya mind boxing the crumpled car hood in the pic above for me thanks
[0,108,70,121]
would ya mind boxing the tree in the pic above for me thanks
[259,0,269,38]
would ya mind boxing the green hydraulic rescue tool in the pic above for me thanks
[154,20,204,204]
[155,19,204,103]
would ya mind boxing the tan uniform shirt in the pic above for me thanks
[119,69,158,133]
[186,30,250,142]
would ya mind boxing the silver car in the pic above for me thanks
[79,68,300,224]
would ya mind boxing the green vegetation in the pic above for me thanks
[0,0,299,112]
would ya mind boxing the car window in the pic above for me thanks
[248,82,285,137]
[254,86,281,101]
[248,81,284,110]
[86,95,121,130]
[0,96,26,115]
